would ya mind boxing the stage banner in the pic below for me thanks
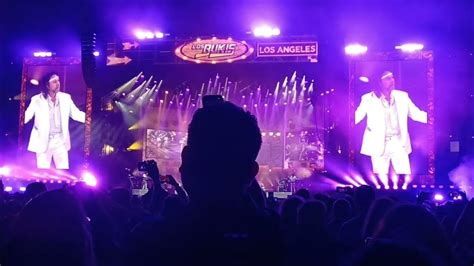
[106,37,318,65]
[256,42,318,58]
[175,38,254,64]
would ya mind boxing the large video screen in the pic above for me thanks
[351,59,432,180]
[20,60,87,170]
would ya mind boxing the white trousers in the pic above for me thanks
[36,134,69,169]
[371,136,411,175]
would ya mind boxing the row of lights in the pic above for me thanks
[31,42,422,59]
[343,183,472,191]
[252,25,281,38]
[242,99,311,109]
[338,185,465,202]
[32,51,99,57]
[345,43,424,55]
[261,132,282,137]
[134,25,280,40]
[0,166,97,189]
[134,29,166,40]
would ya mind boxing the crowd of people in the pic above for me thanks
[0,101,473,266]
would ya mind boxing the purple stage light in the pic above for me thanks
[395,43,424,52]
[344,44,368,55]
[82,171,98,187]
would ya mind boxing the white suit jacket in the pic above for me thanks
[25,92,85,153]
[355,90,427,156]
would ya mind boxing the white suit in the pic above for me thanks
[355,89,427,174]
[25,92,85,168]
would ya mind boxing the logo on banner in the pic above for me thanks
[257,42,318,58]
[175,38,254,64]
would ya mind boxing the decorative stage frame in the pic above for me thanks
[18,57,92,161]
[348,50,435,183]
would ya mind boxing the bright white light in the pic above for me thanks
[135,30,156,39]
[33,51,53,57]
[19,187,26,192]
[344,44,368,55]
[82,172,98,187]
[145,31,154,39]
[155,32,164,38]
[135,30,146,39]
[93,51,100,57]
[30,79,39,85]
[0,166,10,176]
[434,193,444,201]
[4,186,12,192]
[253,26,280,38]
[271,28,281,36]
[359,76,369,83]
[395,43,424,52]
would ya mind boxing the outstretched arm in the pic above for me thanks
[355,96,367,124]
[408,97,427,123]
[69,97,86,123]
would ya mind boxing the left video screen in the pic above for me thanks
[21,62,87,170]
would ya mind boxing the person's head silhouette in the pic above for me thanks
[180,100,262,205]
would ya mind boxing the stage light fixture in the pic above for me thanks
[33,51,53,57]
[0,166,10,176]
[344,44,368,55]
[395,43,424,52]
[81,171,98,187]
[433,193,444,202]
[253,25,280,38]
